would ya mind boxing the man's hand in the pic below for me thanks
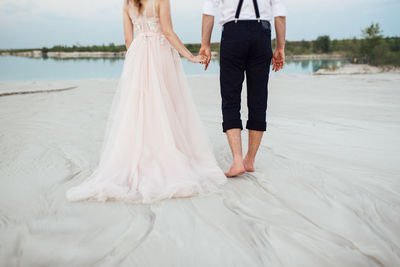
[271,48,285,72]
[201,14,214,71]
[272,16,286,72]
[199,46,211,71]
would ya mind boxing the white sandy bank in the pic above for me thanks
[315,63,400,75]
[0,73,399,266]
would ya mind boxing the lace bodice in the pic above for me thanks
[125,0,178,60]
[132,16,162,34]
[127,0,162,35]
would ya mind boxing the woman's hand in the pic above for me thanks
[189,54,208,64]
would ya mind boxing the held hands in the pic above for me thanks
[199,46,212,70]
[192,46,285,71]
[189,54,208,65]
[271,48,285,72]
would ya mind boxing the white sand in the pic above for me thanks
[315,63,400,75]
[0,73,400,266]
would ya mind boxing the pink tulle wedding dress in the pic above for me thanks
[65,0,227,204]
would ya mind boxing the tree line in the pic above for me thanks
[281,24,400,66]
[1,23,398,66]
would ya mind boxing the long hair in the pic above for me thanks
[129,0,143,13]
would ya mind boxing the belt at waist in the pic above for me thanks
[223,19,271,31]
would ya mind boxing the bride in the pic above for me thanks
[65,0,228,204]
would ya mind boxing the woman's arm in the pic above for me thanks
[123,0,134,50]
[159,0,206,63]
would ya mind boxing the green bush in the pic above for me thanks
[313,35,331,53]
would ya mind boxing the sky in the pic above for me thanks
[0,0,399,49]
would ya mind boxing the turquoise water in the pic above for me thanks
[0,56,347,81]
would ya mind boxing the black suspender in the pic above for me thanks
[252,0,261,22]
[234,0,245,23]
[235,0,261,23]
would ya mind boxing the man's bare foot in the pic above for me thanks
[243,156,255,172]
[225,161,245,177]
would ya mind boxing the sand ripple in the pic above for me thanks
[0,75,399,266]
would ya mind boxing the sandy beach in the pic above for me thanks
[0,73,399,266]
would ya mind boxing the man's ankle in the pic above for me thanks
[233,157,244,164]
[244,154,255,162]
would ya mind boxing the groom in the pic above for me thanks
[200,0,287,177]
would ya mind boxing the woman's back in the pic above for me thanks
[127,0,162,34]
[122,0,206,64]
[129,0,159,18]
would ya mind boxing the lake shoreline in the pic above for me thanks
[315,63,400,75]
[0,50,126,58]
[0,50,346,61]
[0,53,350,80]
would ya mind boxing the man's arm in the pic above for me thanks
[200,15,215,70]
[270,0,287,72]
[272,16,286,72]
[200,0,219,70]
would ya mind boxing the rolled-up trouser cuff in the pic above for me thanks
[246,120,266,131]
[222,119,243,132]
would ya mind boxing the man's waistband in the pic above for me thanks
[223,19,271,30]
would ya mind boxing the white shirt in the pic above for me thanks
[203,0,287,25]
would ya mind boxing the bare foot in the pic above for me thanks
[225,161,245,177]
[243,156,255,172]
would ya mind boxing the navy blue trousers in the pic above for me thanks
[219,20,273,132]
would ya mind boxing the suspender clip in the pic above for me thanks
[235,0,261,24]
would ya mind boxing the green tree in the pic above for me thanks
[331,39,338,51]
[285,41,294,55]
[300,39,311,53]
[362,23,383,39]
[313,35,331,53]
[386,37,400,52]
[41,47,49,58]
[360,23,388,65]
